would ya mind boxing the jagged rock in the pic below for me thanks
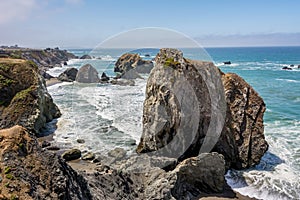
[136,48,268,169]
[100,72,110,82]
[58,67,78,82]
[62,149,81,161]
[217,73,268,169]
[0,58,61,136]
[82,152,95,161]
[63,61,68,65]
[80,54,92,59]
[114,53,154,79]
[0,126,91,199]
[75,64,100,83]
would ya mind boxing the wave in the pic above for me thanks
[276,78,300,83]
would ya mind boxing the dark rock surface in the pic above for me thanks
[0,58,61,136]
[58,67,78,82]
[75,64,100,83]
[0,125,91,199]
[136,48,268,169]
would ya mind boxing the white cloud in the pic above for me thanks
[0,0,37,24]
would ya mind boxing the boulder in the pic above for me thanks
[80,54,92,59]
[136,48,268,169]
[75,64,100,83]
[62,149,82,161]
[0,126,91,199]
[58,67,78,82]
[298,65,300,68]
[0,58,61,136]
[171,153,225,198]
[114,53,154,78]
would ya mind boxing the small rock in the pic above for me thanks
[82,152,95,160]
[47,146,60,151]
[76,139,85,144]
[298,65,300,68]
[62,149,81,161]
[108,147,126,160]
[63,61,68,65]
[282,66,292,70]
[92,157,101,163]
[223,61,231,65]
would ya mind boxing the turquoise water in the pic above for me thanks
[47,47,300,199]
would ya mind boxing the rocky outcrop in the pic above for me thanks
[114,53,154,78]
[58,67,78,82]
[0,125,91,199]
[0,58,61,136]
[80,54,92,59]
[136,48,268,169]
[75,64,100,83]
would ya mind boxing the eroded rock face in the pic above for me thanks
[137,48,268,169]
[114,53,154,79]
[220,73,268,169]
[0,59,61,136]
[0,125,91,199]
[75,64,100,83]
[58,67,78,82]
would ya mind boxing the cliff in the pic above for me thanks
[0,58,61,136]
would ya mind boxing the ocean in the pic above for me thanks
[46,46,300,200]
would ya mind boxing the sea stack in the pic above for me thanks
[137,48,268,169]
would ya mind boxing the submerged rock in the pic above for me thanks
[58,67,78,82]
[75,64,100,83]
[282,66,292,70]
[223,61,231,65]
[137,48,268,169]
[0,58,61,136]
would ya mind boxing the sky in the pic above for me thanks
[0,0,300,48]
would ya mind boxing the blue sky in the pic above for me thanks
[0,0,299,48]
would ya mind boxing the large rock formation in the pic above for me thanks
[137,48,268,169]
[0,58,61,136]
[58,67,78,82]
[75,64,100,83]
[0,125,91,199]
[114,53,154,79]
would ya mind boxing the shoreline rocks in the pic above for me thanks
[114,53,154,79]
[58,67,78,82]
